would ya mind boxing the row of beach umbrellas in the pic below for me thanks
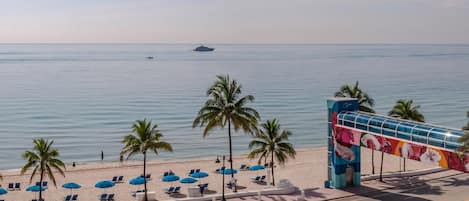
[0,165,266,197]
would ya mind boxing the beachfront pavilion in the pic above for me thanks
[326,98,468,188]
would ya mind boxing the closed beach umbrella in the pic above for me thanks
[180,177,198,184]
[62,182,81,194]
[26,185,47,192]
[0,187,8,195]
[219,169,237,175]
[249,165,265,171]
[190,172,209,178]
[162,175,180,182]
[129,176,146,185]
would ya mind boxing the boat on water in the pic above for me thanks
[193,45,215,52]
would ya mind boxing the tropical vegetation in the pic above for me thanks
[248,119,296,186]
[335,81,377,174]
[386,99,425,180]
[121,119,173,201]
[193,75,260,184]
[21,138,66,201]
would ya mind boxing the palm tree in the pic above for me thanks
[121,119,173,201]
[387,99,424,179]
[463,111,469,131]
[21,138,65,201]
[193,75,260,183]
[335,81,376,174]
[334,81,375,113]
[248,119,296,186]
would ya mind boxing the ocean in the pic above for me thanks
[0,44,468,170]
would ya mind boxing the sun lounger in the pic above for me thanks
[15,183,21,190]
[71,194,78,201]
[188,169,195,175]
[145,174,151,179]
[42,181,48,188]
[195,169,200,173]
[163,172,168,176]
[165,187,175,194]
[64,195,72,201]
[107,194,115,201]
[172,186,181,194]
[8,183,14,190]
[116,176,124,183]
[111,176,118,182]
[240,164,250,170]
[251,176,261,182]
[99,193,107,201]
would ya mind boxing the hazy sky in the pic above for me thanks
[1,0,469,43]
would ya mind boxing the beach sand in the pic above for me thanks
[0,147,434,201]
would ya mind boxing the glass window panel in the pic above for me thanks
[369,125,382,134]
[445,143,459,150]
[428,139,444,148]
[446,135,460,143]
[397,132,411,140]
[356,122,367,131]
[344,113,357,122]
[369,118,385,127]
[412,125,431,137]
[412,135,427,144]
[344,120,354,128]
[383,120,399,131]
[429,130,446,140]
[356,116,370,125]
[382,128,395,137]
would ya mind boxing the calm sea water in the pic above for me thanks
[0,44,468,170]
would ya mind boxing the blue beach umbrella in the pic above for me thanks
[162,175,180,182]
[95,180,115,189]
[129,176,146,185]
[219,169,237,175]
[190,172,209,178]
[180,177,198,184]
[249,165,265,171]
[26,185,47,192]
[0,187,8,195]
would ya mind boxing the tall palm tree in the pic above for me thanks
[335,81,376,174]
[387,99,424,179]
[334,81,375,113]
[248,119,296,186]
[193,75,260,183]
[463,111,469,131]
[121,119,173,201]
[21,138,65,201]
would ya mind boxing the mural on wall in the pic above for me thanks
[333,124,469,173]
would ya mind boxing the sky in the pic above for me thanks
[1,0,469,44]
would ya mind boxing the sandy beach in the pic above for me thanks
[0,147,435,201]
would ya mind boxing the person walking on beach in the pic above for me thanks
[101,150,104,161]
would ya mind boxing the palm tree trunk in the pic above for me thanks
[379,151,384,182]
[39,169,44,201]
[143,151,148,201]
[228,120,236,192]
[271,153,275,186]
[371,149,375,175]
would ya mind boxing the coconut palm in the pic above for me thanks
[21,138,65,201]
[463,111,469,131]
[248,119,296,186]
[335,81,377,174]
[387,99,424,179]
[121,119,173,201]
[334,81,375,113]
[193,75,260,183]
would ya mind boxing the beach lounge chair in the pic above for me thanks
[188,169,195,175]
[172,186,181,194]
[42,181,48,188]
[36,182,41,186]
[195,169,200,173]
[72,194,78,201]
[107,194,115,201]
[117,176,124,183]
[64,195,72,201]
[258,175,266,183]
[8,183,14,190]
[240,164,247,170]
[251,176,261,182]
[165,187,175,194]
[99,193,107,201]
[15,183,21,190]
[111,176,118,182]
[163,172,168,176]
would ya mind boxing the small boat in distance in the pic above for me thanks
[193,45,215,52]
[146,56,154,59]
